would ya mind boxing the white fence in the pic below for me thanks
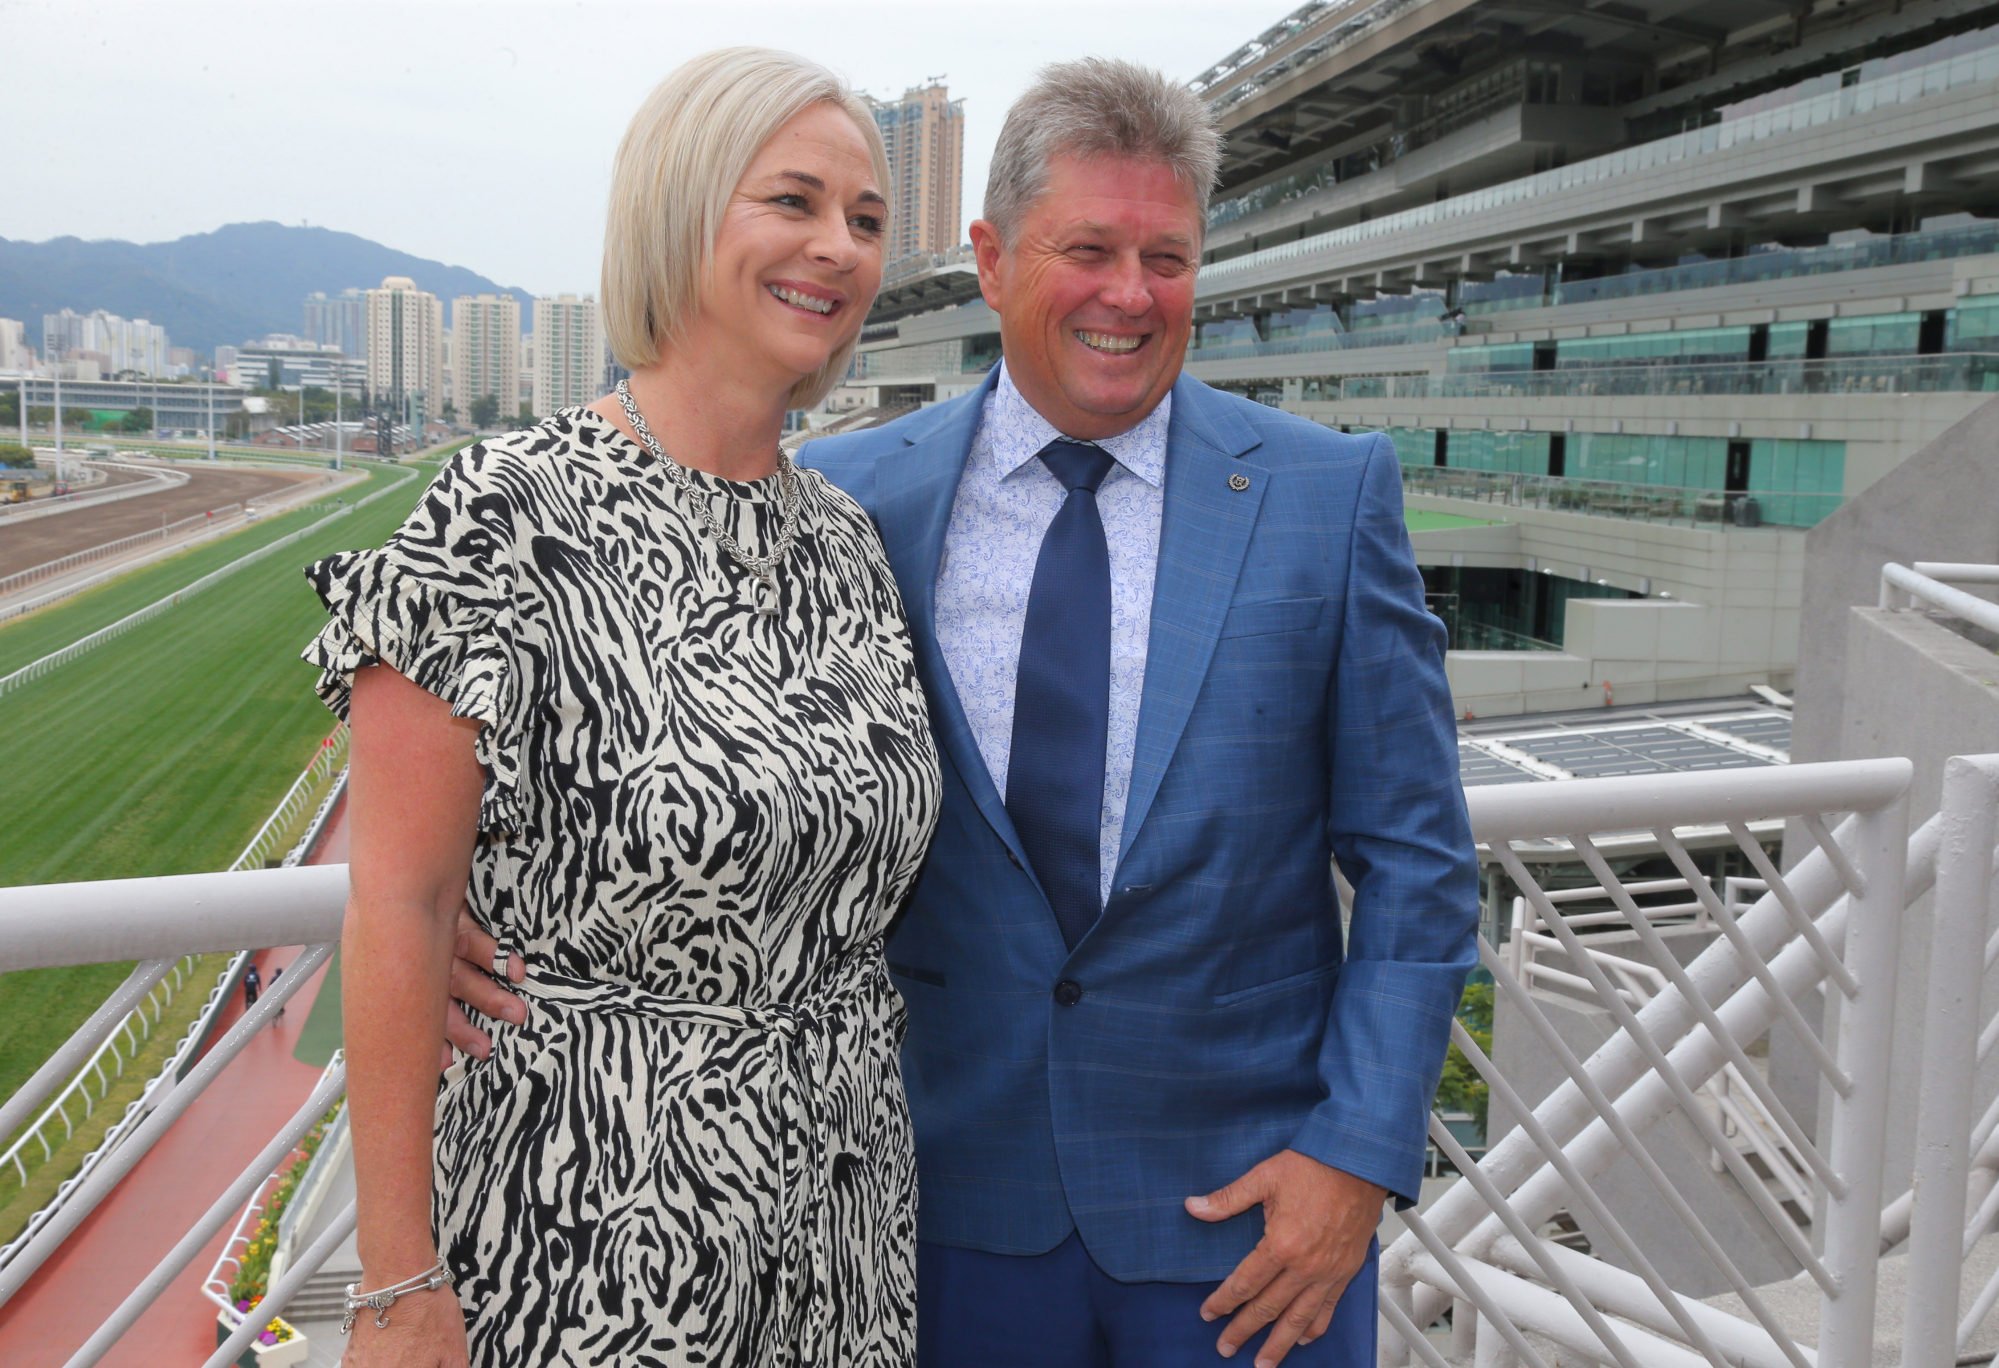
[0,463,412,696]
[0,502,245,598]
[0,755,1996,1365]
[0,726,348,1274]
[0,460,185,525]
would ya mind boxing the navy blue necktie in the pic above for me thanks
[1007,439,1116,950]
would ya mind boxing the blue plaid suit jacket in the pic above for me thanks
[804,371,1477,1281]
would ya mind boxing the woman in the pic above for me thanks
[304,48,940,1366]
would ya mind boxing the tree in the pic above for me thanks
[28,407,53,427]
[1434,980,1494,1134]
[0,441,34,468]
[0,390,17,425]
[468,394,500,429]
[441,399,458,424]
[62,408,91,430]
[121,407,153,434]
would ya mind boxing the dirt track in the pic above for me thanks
[0,464,323,579]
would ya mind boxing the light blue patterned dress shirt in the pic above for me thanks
[934,362,1170,908]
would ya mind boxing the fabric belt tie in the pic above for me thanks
[1007,437,1116,950]
[518,956,887,1367]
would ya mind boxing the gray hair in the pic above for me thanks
[982,57,1223,241]
[601,48,888,409]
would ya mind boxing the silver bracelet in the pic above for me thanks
[340,1257,453,1334]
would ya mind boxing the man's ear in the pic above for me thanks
[969,219,1005,313]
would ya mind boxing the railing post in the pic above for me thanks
[1902,755,1999,1368]
[1819,788,1910,1365]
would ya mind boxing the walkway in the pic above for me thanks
[0,801,348,1367]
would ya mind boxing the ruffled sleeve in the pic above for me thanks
[300,454,527,833]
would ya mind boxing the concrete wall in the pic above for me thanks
[1415,505,1811,716]
[1789,397,1999,771]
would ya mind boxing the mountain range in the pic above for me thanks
[0,222,535,356]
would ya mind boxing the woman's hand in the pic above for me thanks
[339,1285,470,1367]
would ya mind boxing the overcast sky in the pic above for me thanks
[1,0,1291,297]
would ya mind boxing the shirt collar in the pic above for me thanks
[981,360,1169,489]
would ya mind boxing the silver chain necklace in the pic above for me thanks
[613,379,800,617]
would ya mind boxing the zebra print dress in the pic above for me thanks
[302,409,942,1366]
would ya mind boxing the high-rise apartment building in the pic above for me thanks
[0,318,30,373]
[451,295,521,423]
[304,289,369,360]
[364,276,444,423]
[40,309,170,377]
[866,81,964,264]
[532,294,603,417]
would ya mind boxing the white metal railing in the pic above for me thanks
[0,460,184,524]
[0,730,347,1274]
[0,463,413,696]
[2,757,1998,1365]
[1385,758,1920,1366]
[1880,561,1999,640]
[1893,754,1999,1367]
[1504,871,1826,1273]
[203,1056,345,1327]
[0,503,245,598]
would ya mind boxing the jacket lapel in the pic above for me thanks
[873,372,1038,876]
[1117,378,1267,865]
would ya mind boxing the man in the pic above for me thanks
[453,58,1474,1367]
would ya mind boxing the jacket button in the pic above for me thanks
[1054,980,1083,1007]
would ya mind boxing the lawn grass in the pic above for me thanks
[0,450,457,1119]
[0,467,398,677]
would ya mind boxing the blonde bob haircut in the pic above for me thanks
[601,48,888,409]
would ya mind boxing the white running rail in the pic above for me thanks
[0,503,245,596]
[0,464,413,698]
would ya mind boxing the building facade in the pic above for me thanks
[40,309,173,378]
[840,0,1999,716]
[364,276,444,426]
[0,319,31,374]
[531,294,603,417]
[235,336,364,394]
[452,294,521,423]
[303,289,368,361]
[866,80,965,265]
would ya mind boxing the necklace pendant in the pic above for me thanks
[752,574,779,617]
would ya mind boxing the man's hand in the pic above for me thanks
[440,905,525,1070]
[1186,1151,1384,1367]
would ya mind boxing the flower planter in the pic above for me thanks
[214,1311,309,1368]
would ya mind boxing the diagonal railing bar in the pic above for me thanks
[1401,767,1920,1334]
[1480,1237,1810,1368]
[1427,1055,1647,1368]
[1495,840,1828,1281]
[1397,1209,1557,1368]
[0,941,333,1303]
[1964,1182,1999,1259]
[1569,834,1838,1195]
[205,1199,357,1368]
[63,1059,349,1368]
[1729,821,1860,999]
[1460,939,1810,1363]
[1800,813,1869,901]
[0,958,175,1166]
[1655,830,1847,1089]
[1378,1294,1453,1368]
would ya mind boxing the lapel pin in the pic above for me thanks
[1228,473,1251,492]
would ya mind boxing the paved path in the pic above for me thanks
[0,802,348,1367]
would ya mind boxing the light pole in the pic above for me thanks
[334,368,344,471]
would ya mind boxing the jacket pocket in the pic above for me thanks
[1213,961,1338,1007]
[1219,595,1326,639]
[887,961,947,988]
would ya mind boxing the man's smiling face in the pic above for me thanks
[971,153,1201,441]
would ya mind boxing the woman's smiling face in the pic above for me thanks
[693,101,886,393]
